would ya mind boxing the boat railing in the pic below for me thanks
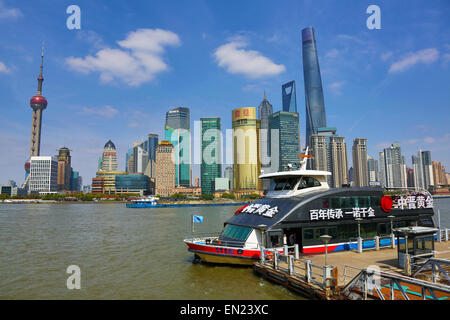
[383,187,432,197]
[186,234,260,249]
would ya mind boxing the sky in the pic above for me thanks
[0,0,449,185]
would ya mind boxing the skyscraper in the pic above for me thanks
[29,156,58,193]
[56,147,72,191]
[224,166,233,191]
[282,81,297,113]
[421,150,434,189]
[367,156,380,186]
[310,135,328,173]
[329,136,348,188]
[269,111,300,172]
[164,107,191,187]
[302,27,327,146]
[232,107,262,193]
[155,141,175,197]
[432,161,447,186]
[101,140,118,171]
[380,143,407,189]
[412,150,434,190]
[258,92,273,172]
[200,118,222,195]
[352,138,369,187]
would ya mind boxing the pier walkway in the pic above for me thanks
[253,241,450,300]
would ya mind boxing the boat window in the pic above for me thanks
[355,197,370,208]
[297,177,321,190]
[377,223,389,236]
[370,196,381,207]
[337,224,358,240]
[220,224,252,241]
[360,223,377,238]
[270,177,299,191]
[331,196,379,209]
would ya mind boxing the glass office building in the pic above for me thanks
[200,117,222,194]
[115,174,149,195]
[269,111,300,172]
[164,107,191,187]
[302,27,327,146]
[282,80,297,113]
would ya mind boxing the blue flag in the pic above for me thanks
[193,215,204,223]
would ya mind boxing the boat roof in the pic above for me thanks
[259,169,331,179]
[225,187,397,230]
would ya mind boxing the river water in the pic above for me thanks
[1,198,449,300]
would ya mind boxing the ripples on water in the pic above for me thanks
[0,203,300,300]
[1,199,449,299]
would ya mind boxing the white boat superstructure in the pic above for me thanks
[258,147,331,198]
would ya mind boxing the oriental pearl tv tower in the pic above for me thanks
[23,42,47,188]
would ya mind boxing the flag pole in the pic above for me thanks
[191,214,194,234]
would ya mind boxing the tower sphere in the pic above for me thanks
[30,95,47,110]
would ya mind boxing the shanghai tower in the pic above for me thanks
[302,27,327,146]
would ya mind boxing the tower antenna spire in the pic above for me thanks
[37,40,44,95]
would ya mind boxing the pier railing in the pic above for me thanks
[342,268,450,300]
[349,234,396,253]
[438,228,450,242]
[260,247,336,290]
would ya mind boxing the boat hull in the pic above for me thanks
[185,240,260,265]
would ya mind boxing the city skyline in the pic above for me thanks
[0,1,449,184]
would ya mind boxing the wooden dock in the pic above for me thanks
[253,242,450,300]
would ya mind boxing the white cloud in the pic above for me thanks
[328,81,345,95]
[214,40,285,79]
[66,28,181,86]
[380,51,393,61]
[325,49,339,59]
[0,61,10,73]
[81,105,119,118]
[389,48,439,73]
[0,1,22,19]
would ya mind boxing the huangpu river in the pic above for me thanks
[1,198,449,300]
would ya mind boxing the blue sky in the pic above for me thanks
[0,0,449,185]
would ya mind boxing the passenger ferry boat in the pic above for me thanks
[126,196,159,208]
[184,153,436,265]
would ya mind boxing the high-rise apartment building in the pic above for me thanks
[302,27,327,147]
[380,143,407,189]
[421,150,434,189]
[310,134,328,171]
[200,118,222,195]
[329,136,348,188]
[432,161,447,186]
[367,156,380,186]
[29,156,58,193]
[282,81,297,113]
[352,138,368,187]
[164,107,191,187]
[269,111,300,172]
[412,150,434,190]
[101,140,118,171]
[232,107,262,193]
[155,141,175,197]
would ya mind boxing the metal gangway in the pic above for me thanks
[412,258,450,285]
[342,267,450,300]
